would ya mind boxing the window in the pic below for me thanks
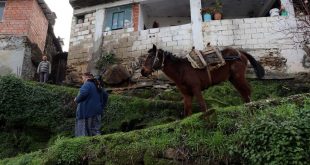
[0,1,6,21]
[76,15,85,24]
[104,5,132,31]
[112,11,125,30]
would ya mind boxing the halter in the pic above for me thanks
[151,49,165,71]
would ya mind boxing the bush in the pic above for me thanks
[237,104,310,164]
[0,76,188,158]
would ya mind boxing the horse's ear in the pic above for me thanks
[152,44,157,51]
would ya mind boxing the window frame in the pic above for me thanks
[0,0,6,21]
[111,11,125,30]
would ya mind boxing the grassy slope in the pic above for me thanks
[0,75,309,164]
[1,94,309,165]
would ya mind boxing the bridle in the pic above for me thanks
[151,49,165,71]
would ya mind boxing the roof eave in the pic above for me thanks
[69,0,121,9]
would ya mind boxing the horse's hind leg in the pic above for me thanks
[229,75,251,103]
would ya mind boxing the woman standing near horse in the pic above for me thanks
[141,45,265,117]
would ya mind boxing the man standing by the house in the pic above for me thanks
[37,55,51,83]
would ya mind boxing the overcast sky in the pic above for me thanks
[45,0,73,51]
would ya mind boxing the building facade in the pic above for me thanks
[68,0,310,84]
[0,0,66,82]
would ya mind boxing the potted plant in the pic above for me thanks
[201,7,214,22]
[213,0,223,20]
[201,0,223,21]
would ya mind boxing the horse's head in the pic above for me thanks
[141,44,164,77]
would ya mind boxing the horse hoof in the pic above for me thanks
[204,109,216,117]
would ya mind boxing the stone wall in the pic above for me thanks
[68,12,96,74]
[202,16,308,74]
[102,24,193,76]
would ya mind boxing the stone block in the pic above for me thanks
[133,41,141,46]
[182,34,192,40]
[209,20,221,26]
[232,19,244,25]
[140,30,149,36]
[251,23,262,28]
[245,28,257,34]
[162,36,172,42]
[256,28,269,33]
[221,19,233,25]
[227,24,239,30]
[251,33,264,39]
[172,35,183,41]
[222,30,233,36]
[138,35,147,41]
[252,44,266,49]
[81,30,90,35]
[180,24,191,29]
[170,26,180,31]
[244,18,256,24]
[233,29,244,35]
[167,41,178,46]
[240,34,251,39]
[149,28,160,34]
[132,50,142,57]
[216,25,228,31]
[83,22,90,27]
[86,34,92,39]
[177,40,191,46]
[246,39,258,45]
[234,39,246,45]
[239,23,251,29]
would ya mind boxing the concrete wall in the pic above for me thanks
[202,16,308,73]
[0,0,48,52]
[0,36,27,77]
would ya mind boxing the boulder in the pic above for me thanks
[103,64,131,85]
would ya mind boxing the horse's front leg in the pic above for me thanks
[183,94,193,117]
[193,89,215,117]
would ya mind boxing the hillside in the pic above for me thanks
[0,75,309,164]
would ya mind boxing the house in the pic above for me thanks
[0,0,67,83]
[68,0,310,84]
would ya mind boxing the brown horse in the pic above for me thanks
[141,45,265,117]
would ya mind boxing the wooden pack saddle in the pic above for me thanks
[186,46,226,70]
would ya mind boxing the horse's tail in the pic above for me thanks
[242,51,265,79]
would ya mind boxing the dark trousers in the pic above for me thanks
[39,72,49,83]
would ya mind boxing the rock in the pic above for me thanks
[163,148,188,161]
[103,64,131,85]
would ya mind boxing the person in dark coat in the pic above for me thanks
[74,72,109,137]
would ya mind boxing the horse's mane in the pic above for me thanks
[160,49,188,63]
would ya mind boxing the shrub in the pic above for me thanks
[237,105,310,164]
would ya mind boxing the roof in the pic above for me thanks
[37,0,57,25]
[69,0,119,9]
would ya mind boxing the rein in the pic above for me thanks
[152,50,165,71]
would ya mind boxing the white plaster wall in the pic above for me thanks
[202,16,308,73]
[0,50,25,77]
[0,36,26,77]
